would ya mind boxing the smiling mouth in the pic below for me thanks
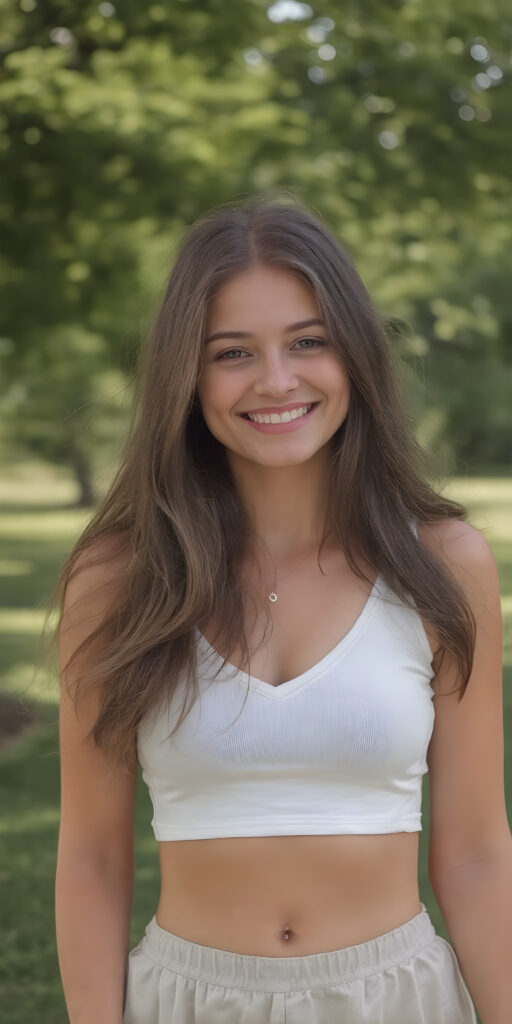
[240,402,319,422]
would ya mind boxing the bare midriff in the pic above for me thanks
[155,832,422,955]
[154,534,437,957]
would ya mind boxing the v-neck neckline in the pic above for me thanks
[194,573,384,701]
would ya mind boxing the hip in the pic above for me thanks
[123,902,477,1023]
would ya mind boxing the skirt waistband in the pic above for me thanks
[138,903,438,992]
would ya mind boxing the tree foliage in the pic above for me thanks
[1,0,510,499]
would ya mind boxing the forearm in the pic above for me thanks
[431,843,512,1024]
[55,853,134,1024]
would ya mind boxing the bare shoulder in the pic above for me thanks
[62,531,132,624]
[416,518,499,660]
[417,515,502,679]
[417,517,497,597]
[66,529,132,587]
[418,516,490,559]
[60,530,133,718]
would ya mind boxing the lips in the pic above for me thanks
[239,402,318,418]
[240,401,320,432]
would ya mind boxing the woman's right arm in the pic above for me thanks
[55,545,137,1024]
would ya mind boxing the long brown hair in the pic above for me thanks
[42,191,476,773]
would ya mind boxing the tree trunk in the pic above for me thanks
[64,416,96,507]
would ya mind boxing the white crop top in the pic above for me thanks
[137,519,436,841]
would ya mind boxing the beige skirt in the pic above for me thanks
[123,901,477,1023]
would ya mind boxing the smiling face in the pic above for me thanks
[196,264,351,470]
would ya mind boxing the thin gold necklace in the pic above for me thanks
[268,550,319,602]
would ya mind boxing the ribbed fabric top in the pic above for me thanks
[137,519,436,841]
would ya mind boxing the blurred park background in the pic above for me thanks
[0,1,511,1021]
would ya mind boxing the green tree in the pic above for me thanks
[1,0,510,496]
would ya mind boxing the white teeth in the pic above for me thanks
[247,404,313,424]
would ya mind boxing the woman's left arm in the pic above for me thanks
[426,521,512,1024]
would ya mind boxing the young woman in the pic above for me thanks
[53,195,509,1024]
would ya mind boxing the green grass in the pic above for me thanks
[1,460,511,1023]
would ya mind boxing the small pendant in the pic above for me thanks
[269,592,278,602]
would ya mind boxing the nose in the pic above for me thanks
[252,351,301,397]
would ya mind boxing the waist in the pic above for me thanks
[155,831,421,956]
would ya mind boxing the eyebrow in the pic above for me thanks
[205,318,325,344]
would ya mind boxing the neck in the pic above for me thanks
[227,444,333,560]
